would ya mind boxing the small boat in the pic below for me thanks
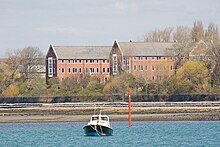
[83,111,113,136]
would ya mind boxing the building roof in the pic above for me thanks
[52,46,112,60]
[189,40,214,56]
[117,42,175,56]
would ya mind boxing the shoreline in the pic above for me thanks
[0,106,220,123]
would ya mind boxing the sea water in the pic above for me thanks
[0,121,219,147]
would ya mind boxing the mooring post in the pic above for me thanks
[128,88,132,128]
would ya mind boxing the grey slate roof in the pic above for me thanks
[118,42,175,56]
[53,46,112,59]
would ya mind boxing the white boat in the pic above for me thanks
[83,111,113,136]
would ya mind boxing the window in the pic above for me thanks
[139,65,143,71]
[62,68,65,73]
[113,54,118,75]
[90,68,95,73]
[157,56,161,60]
[61,60,64,63]
[73,68,77,73]
[123,57,130,71]
[101,117,108,121]
[86,60,88,63]
[90,60,94,63]
[138,56,143,60]
[152,66,154,71]
[107,68,110,73]
[97,60,99,63]
[68,68,71,73]
[134,65,137,70]
[79,68,82,73]
[79,60,82,63]
[134,56,136,60]
[171,65,173,70]
[48,57,53,77]
[152,56,154,60]
[145,66,148,70]
[103,68,105,73]
[68,60,71,63]
[146,56,148,60]
[152,76,155,80]
[74,60,77,63]
[105,78,108,83]
[97,68,99,73]
[107,60,109,63]
[103,60,106,63]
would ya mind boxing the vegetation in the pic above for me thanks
[0,21,220,98]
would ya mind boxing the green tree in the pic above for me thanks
[168,61,210,94]
[103,73,136,94]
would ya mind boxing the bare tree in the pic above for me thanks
[173,26,192,43]
[162,27,173,42]
[7,46,44,82]
[205,22,219,43]
[144,28,173,42]
[144,29,162,42]
[192,21,205,42]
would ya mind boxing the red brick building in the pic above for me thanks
[46,41,176,83]
[46,44,112,83]
[109,41,176,81]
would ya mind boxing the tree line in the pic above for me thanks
[0,21,220,98]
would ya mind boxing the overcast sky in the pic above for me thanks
[0,0,220,57]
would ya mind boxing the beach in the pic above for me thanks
[0,102,220,123]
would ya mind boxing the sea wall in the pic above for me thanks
[0,94,219,103]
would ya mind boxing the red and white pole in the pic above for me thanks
[128,88,132,128]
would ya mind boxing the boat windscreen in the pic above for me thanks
[92,117,99,121]
[101,117,108,121]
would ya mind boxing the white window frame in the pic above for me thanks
[113,54,118,75]
[48,57,53,77]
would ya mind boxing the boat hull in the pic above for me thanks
[83,125,113,136]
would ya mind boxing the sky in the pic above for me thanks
[0,0,220,57]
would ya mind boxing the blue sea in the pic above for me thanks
[0,121,219,147]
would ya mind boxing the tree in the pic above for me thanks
[192,21,205,42]
[162,27,173,42]
[103,73,136,94]
[2,84,20,97]
[205,22,219,43]
[6,46,44,82]
[144,27,173,42]
[173,26,192,43]
[0,62,21,96]
[87,77,104,94]
[144,29,162,42]
[25,78,47,96]
[168,61,210,94]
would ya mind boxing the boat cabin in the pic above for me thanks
[88,115,111,128]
